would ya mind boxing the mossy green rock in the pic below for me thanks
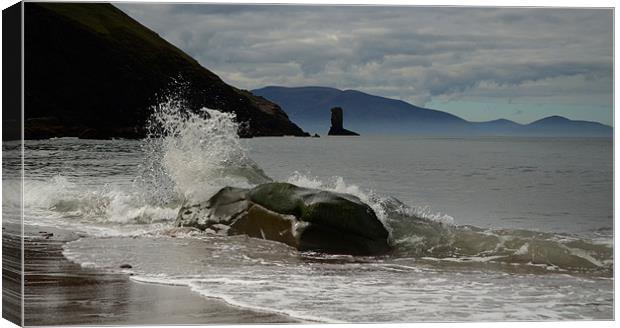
[175,183,391,255]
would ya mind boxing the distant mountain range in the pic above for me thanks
[252,86,612,137]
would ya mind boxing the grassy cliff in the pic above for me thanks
[22,3,308,139]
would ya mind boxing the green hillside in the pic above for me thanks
[21,3,307,139]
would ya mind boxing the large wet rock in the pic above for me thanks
[175,183,391,255]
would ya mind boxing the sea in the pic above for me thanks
[2,100,614,322]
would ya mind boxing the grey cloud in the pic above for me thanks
[422,60,612,96]
[116,4,613,111]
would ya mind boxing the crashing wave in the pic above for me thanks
[12,93,613,273]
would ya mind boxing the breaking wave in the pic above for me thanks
[136,94,271,204]
[11,93,613,273]
[283,171,611,272]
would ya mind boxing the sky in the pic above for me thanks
[117,4,613,125]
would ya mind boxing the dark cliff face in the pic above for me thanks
[21,3,308,140]
[328,107,359,136]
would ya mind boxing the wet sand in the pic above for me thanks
[2,222,22,325]
[3,224,297,326]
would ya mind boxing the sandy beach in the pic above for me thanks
[3,224,296,326]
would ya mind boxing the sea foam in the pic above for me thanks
[137,94,271,204]
[12,93,613,272]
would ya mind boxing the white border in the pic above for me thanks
[0,1,616,328]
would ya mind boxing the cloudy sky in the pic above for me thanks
[117,4,613,125]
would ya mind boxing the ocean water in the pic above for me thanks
[2,103,613,322]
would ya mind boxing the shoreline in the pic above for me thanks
[8,223,297,326]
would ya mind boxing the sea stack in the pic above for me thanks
[328,107,359,136]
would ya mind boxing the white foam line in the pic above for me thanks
[377,263,423,272]
[188,285,343,324]
[129,275,189,287]
[61,238,87,264]
[420,255,506,263]
[128,275,343,324]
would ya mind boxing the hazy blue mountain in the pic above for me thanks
[253,86,467,134]
[519,116,613,136]
[252,86,612,137]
